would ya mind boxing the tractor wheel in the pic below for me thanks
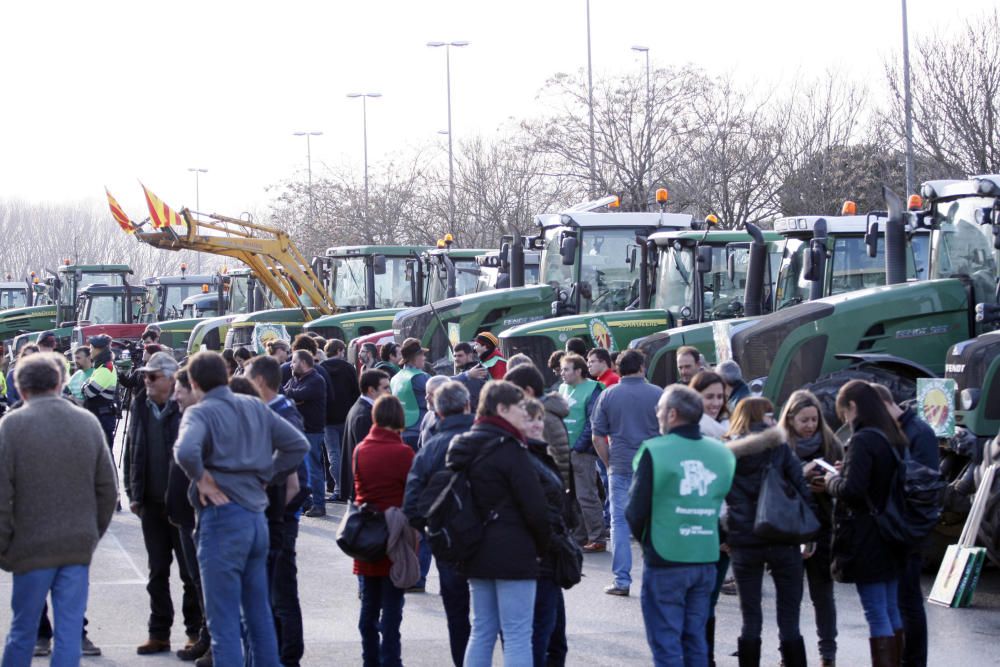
[803,367,917,430]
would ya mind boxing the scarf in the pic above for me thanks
[794,431,824,460]
[475,415,525,444]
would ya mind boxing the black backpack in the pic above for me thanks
[421,439,500,563]
[863,428,945,545]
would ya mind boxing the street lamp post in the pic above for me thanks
[187,167,208,272]
[586,0,596,199]
[631,45,651,207]
[293,131,323,226]
[901,0,915,196]
[346,93,382,221]
[427,40,469,233]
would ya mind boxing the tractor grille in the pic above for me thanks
[501,335,558,386]
[732,302,835,381]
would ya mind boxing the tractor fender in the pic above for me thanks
[833,353,937,381]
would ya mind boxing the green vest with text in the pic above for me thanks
[390,366,427,429]
[559,379,599,448]
[634,432,735,563]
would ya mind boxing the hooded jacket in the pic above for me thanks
[446,420,550,579]
[723,426,814,548]
[541,392,572,486]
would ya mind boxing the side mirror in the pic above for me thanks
[499,243,510,266]
[865,222,879,258]
[727,253,737,282]
[404,259,415,282]
[628,247,638,272]
[530,235,545,251]
[373,254,387,275]
[803,240,825,281]
[696,246,713,274]
[560,235,578,266]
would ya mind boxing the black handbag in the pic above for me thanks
[753,450,821,544]
[335,448,389,562]
[551,531,584,589]
[336,501,389,562]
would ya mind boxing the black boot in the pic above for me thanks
[869,636,896,667]
[737,637,762,667]
[706,616,716,667]
[779,636,807,667]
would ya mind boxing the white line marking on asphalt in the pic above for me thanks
[107,529,146,581]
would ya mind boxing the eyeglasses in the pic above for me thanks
[144,373,163,382]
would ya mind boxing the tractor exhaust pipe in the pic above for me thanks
[510,229,525,288]
[743,222,768,316]
[883,186,908,286]
[808,218,828,302]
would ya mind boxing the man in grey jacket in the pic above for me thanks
[0,353,117,666]
[174,351,309,666]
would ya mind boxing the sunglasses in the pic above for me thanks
[143,372,163,382]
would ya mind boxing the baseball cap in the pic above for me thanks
[37,331,57,346]
[88,334,112,348]
[136,351,180,376]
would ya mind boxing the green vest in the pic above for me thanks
[481,352,505,369]
[0,371,5,398]
[633,432,735,563]
[67,368,94,401]
[390,365,427,429]
[559,379,599,448]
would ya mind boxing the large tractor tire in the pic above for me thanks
[803,366,917,430]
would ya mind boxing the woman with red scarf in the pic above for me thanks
[445,381,550,666]
[473,332,507,381]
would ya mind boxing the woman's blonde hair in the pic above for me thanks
[725,397,774,439]
[779,389,844,462]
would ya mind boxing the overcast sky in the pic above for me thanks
[0,0,994,221]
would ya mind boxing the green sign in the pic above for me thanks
[916,377,957,438]
[251,323,290,355]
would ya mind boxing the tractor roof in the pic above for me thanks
[921,175,1000,201]
[79,284,148,296]
[649,229,782,246]
[772,214,888,235]
[145,274,218,286]
[57,264,132,274]
[536,211,693,230]
[426,248,491,260]
[325,245,430,257]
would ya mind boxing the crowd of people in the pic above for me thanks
[0,327,942,667]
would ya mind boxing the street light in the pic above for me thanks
[631,45,651,206]
[292,131,323,226]
[427,40,470,233]
[187,167,208,273]
[346,93,382,221]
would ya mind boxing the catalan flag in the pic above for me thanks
[141,183,184,229]
[105,188,137,234]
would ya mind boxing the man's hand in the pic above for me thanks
[593,435,610,467]
[197,470,230,507]
[129,501,141,516]
[467,365,488,381]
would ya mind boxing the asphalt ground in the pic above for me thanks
[1,435,999,666]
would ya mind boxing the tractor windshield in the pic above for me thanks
[654,245,758,321]
[160,284,207,320]
[58,271,125,307]
[331,256,414,309]
[654,245,696,316]
[425,258,485,303]
[0,289,28,309]
[228,274,250,314]
[579,229,641,312]
[541,227,576,287]
[82,295,123,325]
[931,197,998,299]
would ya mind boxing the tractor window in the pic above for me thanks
[932,198,998,300]
[704,246,753,321]
[58,272,125,307]
[830,237,887,295]
[373,258,413,308]
[540,227,576,288]
[0,289,27,309]
[774,239,810,309]
[85,296,123,325]
[654,245,695,316]
[579,229,640,312]
[331,256,369,308]
[161,284,205,320]
[425,258,485,303]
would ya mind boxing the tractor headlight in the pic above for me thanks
[959,388,980,411]
[749,376,767,396]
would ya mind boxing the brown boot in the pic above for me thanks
[893,629,905,664]
[869,636,896,667]
[136,637,171,655]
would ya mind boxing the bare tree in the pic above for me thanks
[885,10,1000,176]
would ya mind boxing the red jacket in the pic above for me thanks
[353,426,415,576]
[596,369,620,387]
[482,349,507,381]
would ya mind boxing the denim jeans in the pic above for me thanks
[856,579,902,638]
[730,544,804,642]
[640,562,715,667]
[305,432,327,509]
[437,561,471,667]
[324,424,344,499]
[417,534,433,588]
[197,503,279,666]
[532,576,563,667]
[803,549,837,661]
[465,578,536,667]
[608,472,634,588]
[898,548,927,666]
[708,550,730,615]
[597,457,610,529]
[2,564,89,667]
[359,576,405,667]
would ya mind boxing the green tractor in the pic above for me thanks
[724,177,999,424]
[142,270,228,350]
[302,244,497,344]
[1,263,133,357]
[499,227,784,380]
[634,210,932,387]
[184,268,276,353]
[0,274,47,312]
[393,196,696,373]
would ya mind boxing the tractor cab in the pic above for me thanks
[70,283,150,352]
[322,245,430,312]
[0,281,30,310]
[52,264,132,327]
[421,246,493,304]
[145,271,223,322]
